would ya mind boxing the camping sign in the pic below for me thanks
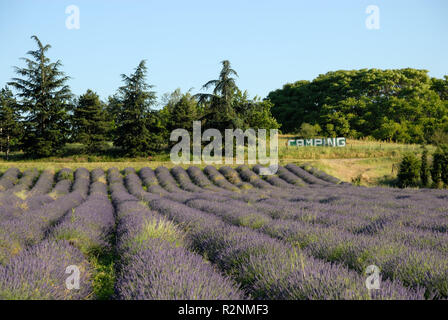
[288,137,346,147]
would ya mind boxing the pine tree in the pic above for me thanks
[72,89,111,153]
[8,35,71,158]
[420,146,430,187]
[113,60,160,157]
[0,86,22,160]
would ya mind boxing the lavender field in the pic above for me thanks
[0,164,447,300]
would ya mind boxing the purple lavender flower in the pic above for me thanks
[0,168,20,192]
[0,240,92,299]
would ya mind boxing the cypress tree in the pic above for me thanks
[0,86,22,160]
[113,60,159,157]
[420,146,430,187]
[72,89,111,153]
[8,35,71,158]
[105,94,121,141]
[439,144,448,186]
[431,147,444,188]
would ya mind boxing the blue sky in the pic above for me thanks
[0,0,447,106]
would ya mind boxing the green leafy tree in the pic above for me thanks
[72,89,112,153]
[0,86,23,159]
[267,69,448,143]
[159,88,184,114]
[113,60,161,157]
[397,153,421,188]
[233,91,280,131]
[431,76,448,101]
[166,93,198,133]
[372,118,402,142]
[8,35,72,158]
[297,122,321,138]
[242,100,280,131]
[430,127,448,146]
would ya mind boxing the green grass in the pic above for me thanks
[51,219,117,300]
[132,218,185,248]
[89,249,116,300]
[13,190,28,200]
[239,214,270,229]
[296,157,402,187]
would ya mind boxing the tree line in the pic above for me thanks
[398,145,448,189]
[0,36,279,159]
[267,69,448,144]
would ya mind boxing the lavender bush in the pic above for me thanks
[0,168,20,192]
[0,240,92,299]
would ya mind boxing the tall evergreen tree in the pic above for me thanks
[72,89,111,153]
[195,60,242,131]
[0,86,22,160]
[431,149,443,189]
[113,60,160,156]
[420,146,430,187]
[441,144,448,186]
[8,35,71,158]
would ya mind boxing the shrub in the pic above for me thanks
[397,153,421,188]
